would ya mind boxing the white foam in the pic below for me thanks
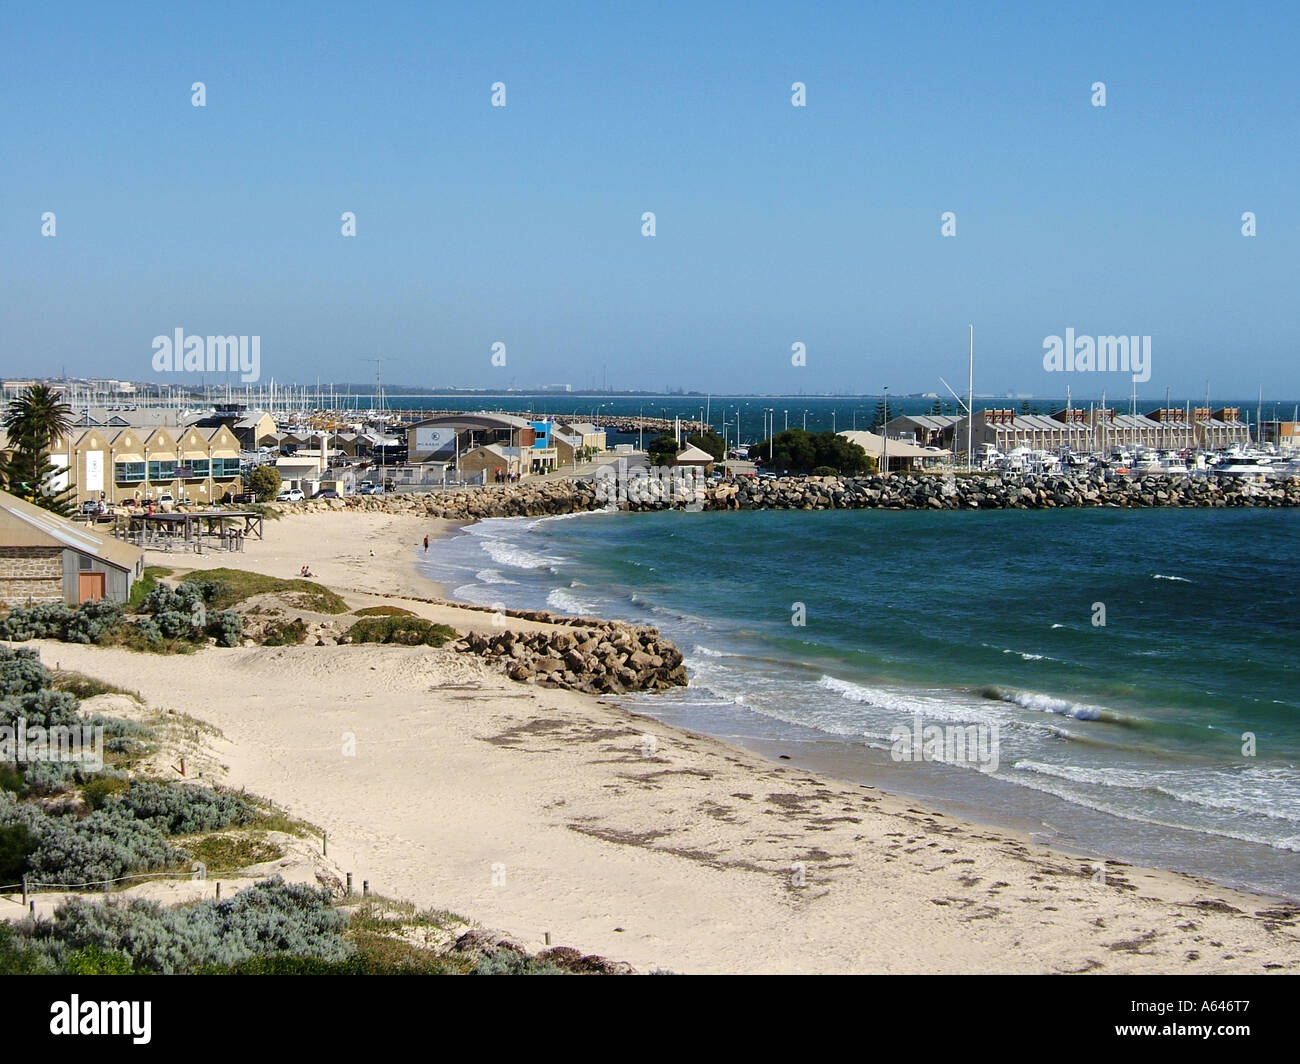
[1152,573,1192,583]
[474,568,517,585]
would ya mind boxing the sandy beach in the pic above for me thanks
[30,509,1300,974]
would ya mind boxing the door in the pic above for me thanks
[78,571,106,604]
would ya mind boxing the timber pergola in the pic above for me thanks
[112,509,264,547]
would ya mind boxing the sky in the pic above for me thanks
[1,0,1297,399]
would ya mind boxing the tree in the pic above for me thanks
[1,385,75,514]
[1020,399,1031,415]
[248,464,281,501]
[930,398,945,416]
[646,432,678,466]
[685,430,725,461]
[869,400,888,433]
[746,429,874,475]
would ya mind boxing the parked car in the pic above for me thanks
[156,492,176,511]
[231,491,258,505]
[315,488,340,499]
[276,488,305,502]
[358,481,381,495]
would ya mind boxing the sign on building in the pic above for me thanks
[414,427,457,455]
[85,450,104,492]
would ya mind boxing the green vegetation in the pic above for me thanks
[0,582,241,653]
[0,384,76,516]
[747,429,874,475]
[126,565,173,610]
[646,432,679,466]
[347,615,458,647]
[260,618,308,646]
[50,670,142,702]
[685,430,725,461]
[182,568,349,614]
[353,605,416,617]
[247,464,282,501]
[187,832,283,873]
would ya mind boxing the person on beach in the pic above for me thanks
[423,535,429,553]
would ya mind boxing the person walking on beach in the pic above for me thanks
[423,535,429,553]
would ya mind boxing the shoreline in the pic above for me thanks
[30,508,1296,973]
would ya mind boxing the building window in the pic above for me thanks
[147,460,176,480]
[186,459,210,478]
[78,553,91,570]
[213,458,241,477]
[115,461,145,483]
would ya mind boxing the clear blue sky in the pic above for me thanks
[2,0,1297,398]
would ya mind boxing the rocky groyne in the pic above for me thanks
[452,618,688,695]
[287,469,1300,518]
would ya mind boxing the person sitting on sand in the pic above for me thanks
[300,565,316,578]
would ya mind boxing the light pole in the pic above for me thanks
[882,387,889,476]
[802,410,807,431]
[783,409,788,431]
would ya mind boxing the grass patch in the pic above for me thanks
[187,832,284,872]
[348,616,458,647]
[50,670,142,702]
[126,566,174,610]
[181,568,348,614]
[98,628,199,655]
[353,605,415,617]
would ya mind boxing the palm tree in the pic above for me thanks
[1,384,75,512]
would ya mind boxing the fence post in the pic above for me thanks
[362,880,369,897]
[346,872,352,896]
[21,874,28,906]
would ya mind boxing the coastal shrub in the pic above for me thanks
[810,465,838,477]
[472,950,566,975]
[0,647,51,695]
[0,601,122,644]
[108,781,256,836]
[353,605,415,617]
[63,601,123,644]
[207,609,242,647]
[126,566,173,610]
[0,822,35,884]
[347,616,458,648]
[261,618,308,646]
[81,776,130,810]
[19,876,350,974]
[0,795,186,888]
[0,922,45,974]
[0,687,83,732]
[20,762,80,796]
[0,764,25,796]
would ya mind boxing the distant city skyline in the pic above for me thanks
[3,2,1297,394]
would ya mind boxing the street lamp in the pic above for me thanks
[783,409,788,431]
[882,387,889,476]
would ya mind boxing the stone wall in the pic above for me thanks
[0,546,64,605]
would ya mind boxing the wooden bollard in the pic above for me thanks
[346,872,352,895]
[322,831,327,856]
[216,883,221,901]
[362,880,369,897]
[544,931,551,946]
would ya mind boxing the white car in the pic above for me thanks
[276,488,305,502]
[156,492,176,511]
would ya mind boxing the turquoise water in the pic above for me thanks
[422,507,1300,897]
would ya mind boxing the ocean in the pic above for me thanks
[420,505,1300,899]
